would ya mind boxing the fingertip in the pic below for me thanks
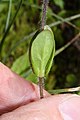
[59,94,80,120]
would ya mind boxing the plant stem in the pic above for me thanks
[41,0,49,29]
[50,12,80,31]
[2,14,80,63]
[55,32,80,56]
[38,77,44,99]
[49,86,80,94]
[26,3,80,31]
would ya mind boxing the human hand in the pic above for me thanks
[0,62,80,120]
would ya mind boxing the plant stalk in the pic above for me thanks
[49,86,80,94]
[38,77,44,99]
[55,32,80,56]
[41,0,49,29]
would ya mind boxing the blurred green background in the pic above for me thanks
[0,0,80,93]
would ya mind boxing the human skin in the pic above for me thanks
[0,62,80,120]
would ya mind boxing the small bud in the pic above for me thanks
[29,25,55,77]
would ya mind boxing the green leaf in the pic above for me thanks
[26,72,37,83]
[54,0,64,9]
[29,25,55,77]
[11,52,30,74]
[21,69,37,83]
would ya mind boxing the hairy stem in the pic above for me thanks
[41,0,49,29]
[38,77,44,99]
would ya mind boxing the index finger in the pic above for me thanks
[0,62,49,115]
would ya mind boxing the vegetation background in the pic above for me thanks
[0,0,80,94]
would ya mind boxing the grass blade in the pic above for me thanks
[5,0,12,31]
[0,0,22,56]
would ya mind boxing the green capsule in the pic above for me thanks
[29,25,55,77]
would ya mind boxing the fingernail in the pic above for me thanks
[59,95,80,120]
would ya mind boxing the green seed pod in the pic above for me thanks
[29,25,55,77]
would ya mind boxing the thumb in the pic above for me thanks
[0,94,80,120]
